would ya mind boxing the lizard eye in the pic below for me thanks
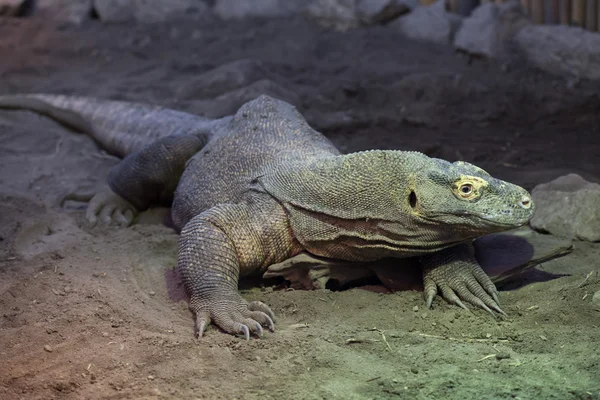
[458,183,473,197]
[453,176,486,200]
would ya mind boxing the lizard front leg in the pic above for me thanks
[420,243,505,315]
[177,198,300,339]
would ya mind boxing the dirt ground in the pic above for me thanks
[0,13,599,400]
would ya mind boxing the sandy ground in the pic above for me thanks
[1,14,600,400]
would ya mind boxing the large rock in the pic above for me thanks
[514,25,600,81]
[530,174,600,242]
[307,0,416,31]
[93,0,207,23]
[192,79,300,118]
[454,0,529,57]
[390,0,461,45]
[176,59,270,99]
[214,0,303,19]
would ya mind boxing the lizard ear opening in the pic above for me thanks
[409,191,417,209]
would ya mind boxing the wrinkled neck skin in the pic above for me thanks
[283,204,495,262]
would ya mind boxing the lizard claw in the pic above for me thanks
[194,310,210,338]
[189,294,275,339]
[85,185,137,227]
[422,253,504,317]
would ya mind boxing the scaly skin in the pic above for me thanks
[0,94,535,339]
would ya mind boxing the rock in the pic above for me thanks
[513,25,600,81]
[214,0,303,20]
[177,59,269,99]
[0,0,35,16]
[390,0,461,45]
[93,0,207,23]
[307,0,416,31]
[44,344,53,352]
[530,174,600,242]
[36,0,92,25]
[454,0,529,58]
[201,79,300,118]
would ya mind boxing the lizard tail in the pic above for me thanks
[0,94,216,157]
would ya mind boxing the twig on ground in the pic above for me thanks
[415,332,510,343]
[577,270,596,288]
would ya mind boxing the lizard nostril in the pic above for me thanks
[519,196,531,209]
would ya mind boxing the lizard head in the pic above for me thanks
[409,158,534,234]
[259,150,535,260]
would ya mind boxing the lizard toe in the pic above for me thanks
[247,301,275,321]
[423,275,438,308]
[452,283,495,316]
[438,284,471,312]
[193,310,211,338]
[99,204,117,225]
[85,186,137,227]
[463,277,505,315]
[244,310,275,332]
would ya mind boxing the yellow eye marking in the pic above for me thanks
[453,175,488,200]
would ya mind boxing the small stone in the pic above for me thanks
[101,332,109,337]
[485,333,492,338]
[148,291,156,296]
[592,290,600,306]
[412,305,419,312]
[44,345,53,352]
[495,353,511,360]
[420,312,428,319]
[147,375,155,380]
[410,367,419,374]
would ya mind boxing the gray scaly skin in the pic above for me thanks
[0,93,535,339]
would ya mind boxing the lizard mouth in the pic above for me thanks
[424,212,530,230]
[471,213,531,229]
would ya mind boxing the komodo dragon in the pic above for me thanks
[0,94,535,339]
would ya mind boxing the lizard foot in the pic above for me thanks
[83,185,137,227]
[190,294,275,340]
[422,247,505,316]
